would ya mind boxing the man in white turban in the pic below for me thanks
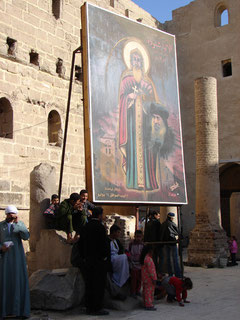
[0,205,30,318]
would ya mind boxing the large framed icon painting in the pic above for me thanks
[81,3,187,205]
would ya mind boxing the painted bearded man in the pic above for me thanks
[119,40,173,191]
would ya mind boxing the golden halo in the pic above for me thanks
[123,40,150,74]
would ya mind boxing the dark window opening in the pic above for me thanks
[75,65,83,82]
[0,97,13,139]
[125,9,129,17]
[56,58,65,77]
[137,18,143,23]
[52,0,60,19]
[29,50,39,66]
[6,37,17,56]
[222,59,232,77]
[48,110,62,147]
[110,0,114,8]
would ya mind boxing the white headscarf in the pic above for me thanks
[5,205,18,215]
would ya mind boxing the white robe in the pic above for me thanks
[0,220,30,318]
[110,240,129,287]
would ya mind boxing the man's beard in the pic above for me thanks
[6,217,14,222]
[133,68,142,83]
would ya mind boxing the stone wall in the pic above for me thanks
[0,0,161,227]
[164,0,240,237]
[2,0,238,248]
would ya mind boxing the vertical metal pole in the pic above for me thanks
[135,206,139,230]
[143,206,150,241]
[58,47,82,200]
[177,205,184,278]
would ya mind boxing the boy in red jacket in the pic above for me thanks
[162,276,193,307]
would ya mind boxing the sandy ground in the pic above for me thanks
[30,264,240,320]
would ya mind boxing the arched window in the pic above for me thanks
[221,9,229,26]
[0,97,13,139]
[48,110,62,146]
[215,4,229,27]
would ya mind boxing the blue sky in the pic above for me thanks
[132,0,228,25]
[132,0,194,22]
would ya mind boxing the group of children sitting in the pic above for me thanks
[112,227,193,310]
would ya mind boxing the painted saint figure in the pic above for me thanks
[119,40,172,191]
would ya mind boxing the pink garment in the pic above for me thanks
[141,254,157,307]
[43,204,55,216]
[230,240,238,254]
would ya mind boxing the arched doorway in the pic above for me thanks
[220,163,240,237]
[48,110,62,146]
[0,97,13,139]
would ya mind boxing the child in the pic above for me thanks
[155,273,167,300]
[229,236,238,266]
[128,230,144,297]
[43,194,59,229]
[140,245,157,311]
[162,276,193,307]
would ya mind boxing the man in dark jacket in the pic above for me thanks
[144,210,161,243]
[160,212,181,278]
[55,193,81,243]
[144,209,162,272]
[84,207,109,316]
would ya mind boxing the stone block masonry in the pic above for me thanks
[0,0,160,232]
[188,77,228,266]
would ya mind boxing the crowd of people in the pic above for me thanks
[48,193,193,314]
[1,192,237,318]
